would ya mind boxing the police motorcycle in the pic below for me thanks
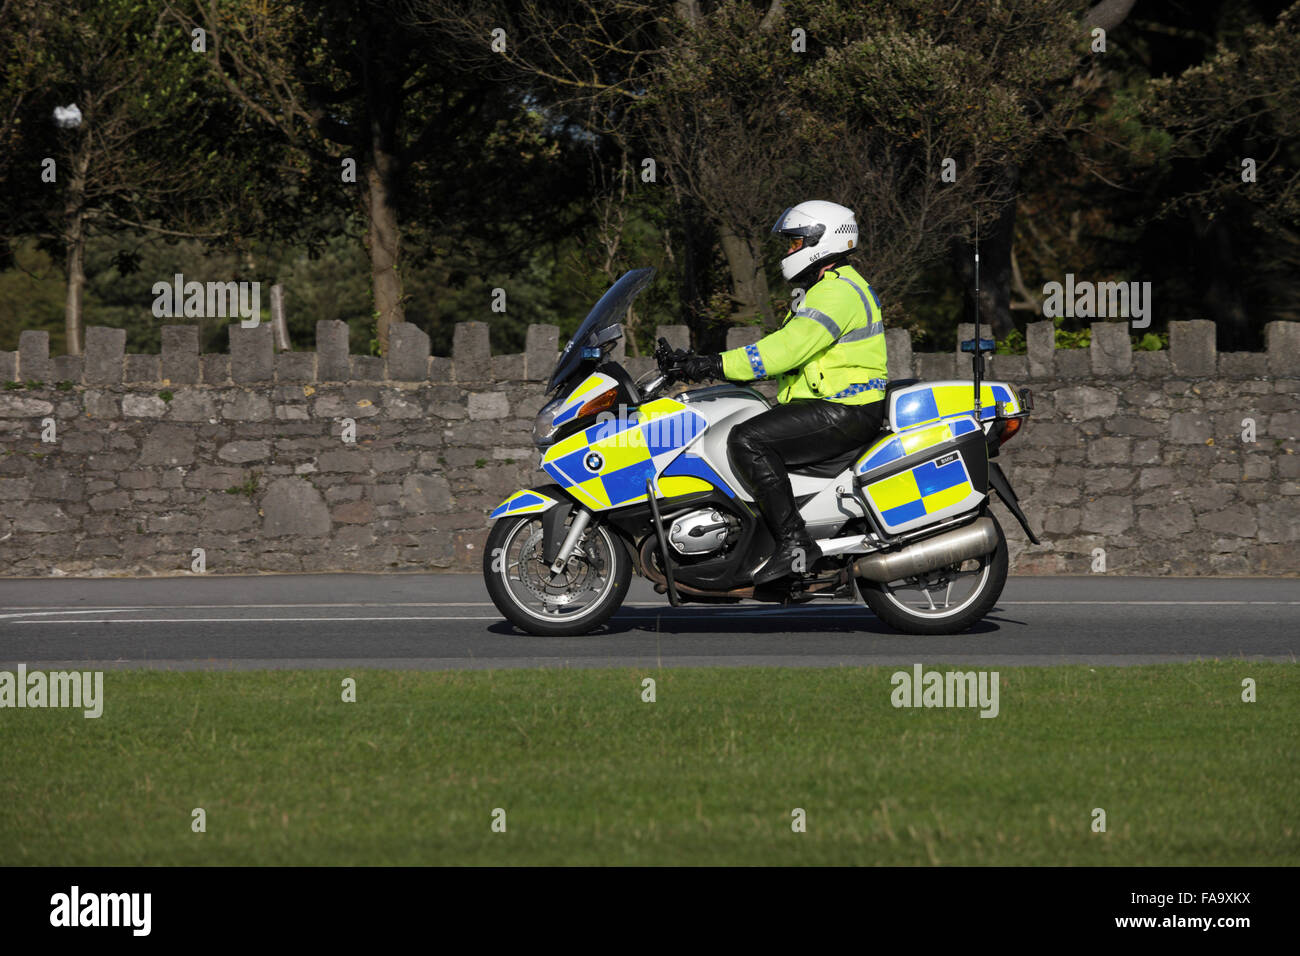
[483,267,1039,636]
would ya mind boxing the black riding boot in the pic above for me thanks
[751,484,822,585]
[728,399,883,587]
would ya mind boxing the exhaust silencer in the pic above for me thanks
[854,517,998,583]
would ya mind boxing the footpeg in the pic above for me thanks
[754,539,823,586]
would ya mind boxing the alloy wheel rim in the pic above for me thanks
[499,518,617,623]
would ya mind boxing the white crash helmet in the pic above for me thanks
[771,200,858,282]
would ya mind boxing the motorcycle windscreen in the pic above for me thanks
[539,398,716,511]
[547,267,656,394]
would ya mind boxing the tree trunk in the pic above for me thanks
[719,225,774,329]
[62,147,91,356]
[1193,208,1250,350]
[364,144,404,354]
[270,283,291,351]
[64,219,85,357]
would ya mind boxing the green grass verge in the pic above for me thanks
[1,663,1296,865]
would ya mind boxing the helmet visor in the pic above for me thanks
[771,207,825,245]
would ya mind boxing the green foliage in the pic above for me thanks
[995,324,1168,355]
[223,471,260,500]
[0,0,1292,358]
[1133,332,1168,352]
[1052,316,1091,350]
[1143,3,1300,233]
[158,390,173,403]
[994,329,1027,355]
[0,241,66,352]
[0,0,315,354]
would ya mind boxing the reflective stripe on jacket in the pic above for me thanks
[719,264,888,405]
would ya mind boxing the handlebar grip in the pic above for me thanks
[655,337,676,375]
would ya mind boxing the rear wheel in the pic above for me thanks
[858,514,1008,635]
[484,511,631,636]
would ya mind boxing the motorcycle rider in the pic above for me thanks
[675,200,888,585]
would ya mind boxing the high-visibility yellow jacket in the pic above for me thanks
[719,264,888,405]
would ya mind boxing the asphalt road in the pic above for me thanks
[0,573,1296,669]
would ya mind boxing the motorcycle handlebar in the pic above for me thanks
[655,337,681,379]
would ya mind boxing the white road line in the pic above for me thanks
[1001,601,1300,605]
[3,599,1298,615]
[0,608,156,620]
[0,602,673,618]
[4,600,1299,626]
[14,613,853,624]
[15,609,1300,627]
[0,606,496,621]
[15,616,501,624]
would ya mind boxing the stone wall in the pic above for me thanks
[0,318,1297,577]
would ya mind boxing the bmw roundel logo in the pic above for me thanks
[584,452,604,473]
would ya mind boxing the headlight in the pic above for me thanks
[532,394,565,449]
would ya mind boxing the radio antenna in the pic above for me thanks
[972,209,982,419]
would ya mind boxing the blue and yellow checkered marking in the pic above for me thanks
[892,383,1017,429]
[488,489,558,519]
[540,398,707,510]
[855,417,979,476]
[660,453,735,498]
[552,403,580,426]
[550,372,618,427]
[745,344,766,378]
[831,378,887,400]
[858,435,906,472]
[865,454,974,529]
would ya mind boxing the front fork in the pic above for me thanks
[548,507,592,576]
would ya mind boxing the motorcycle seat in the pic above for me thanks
[789,447,862,478]
[788,380,918,479]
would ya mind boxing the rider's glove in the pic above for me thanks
[678,352,724,383]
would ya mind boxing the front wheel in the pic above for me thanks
[858,513,1008,635]
[484,511,631,636]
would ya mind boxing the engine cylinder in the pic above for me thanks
[668,509,730,555]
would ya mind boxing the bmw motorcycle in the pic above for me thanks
[483,267,1039,636]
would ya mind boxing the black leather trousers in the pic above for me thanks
[727,398,886,540]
